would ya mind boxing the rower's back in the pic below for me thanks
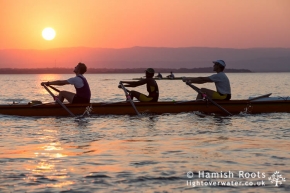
[146,77,159,102]
[145,68,159,102]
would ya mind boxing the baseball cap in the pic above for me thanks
[212,60,226,67]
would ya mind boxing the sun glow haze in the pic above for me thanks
[42,28,56,41]
[1,0,290,50]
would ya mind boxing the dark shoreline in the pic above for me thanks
[0,67,251,74]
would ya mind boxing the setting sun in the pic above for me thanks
[42,27,56,41]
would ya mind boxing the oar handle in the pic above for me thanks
[43,84,75,117]
[185,82,233,116]
[119,82,140,116]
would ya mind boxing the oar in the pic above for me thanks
[119,82,141,116]
[249,93,272,101]
[185,82,233,116]
[48,85,60,93]
[42,84,75,117]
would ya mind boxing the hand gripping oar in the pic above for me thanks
[119,82,141,116]
[43,84,75,117]
[185,82,233,116]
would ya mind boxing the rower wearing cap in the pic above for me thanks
[120,68,159,102]
[183,60,231,100]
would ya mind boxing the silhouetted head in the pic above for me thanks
[74,62,87,74]
[145,68,155,78]
[212,60,226,72]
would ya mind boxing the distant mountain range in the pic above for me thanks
[0,67,251,74]
[0,47,289,72]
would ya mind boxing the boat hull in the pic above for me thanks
[1,100,290,116]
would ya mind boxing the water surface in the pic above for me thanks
[0,73,289,192]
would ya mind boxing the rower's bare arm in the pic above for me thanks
[183,77,212,84]
[120,81,134,84]
[121,80,146,87]
[41,80,69,86]
[51,80,69,85]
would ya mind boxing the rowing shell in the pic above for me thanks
[1,98,290,116]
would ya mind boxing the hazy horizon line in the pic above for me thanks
[1,67,289,72]
[0,67,253,74]
[1,46,290,51]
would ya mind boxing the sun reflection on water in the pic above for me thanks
[43,143,63,151]
[22,133,75,190]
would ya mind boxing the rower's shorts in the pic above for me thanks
[72,95,90,104]
[212,92,231,100]
[139,94,156,102]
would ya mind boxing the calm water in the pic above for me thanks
[0,73,290,193]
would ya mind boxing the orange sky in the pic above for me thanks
[1,0,290,49]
